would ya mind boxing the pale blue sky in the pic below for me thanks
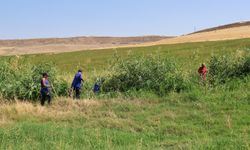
[0,0,250,39]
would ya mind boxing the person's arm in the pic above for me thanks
[42,78,46,87]
[80,74,84,82]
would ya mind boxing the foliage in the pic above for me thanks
[208,52,250,84]
[101,55,190,96]
[0,57,69,100]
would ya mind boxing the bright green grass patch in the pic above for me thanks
[0,98,249,150]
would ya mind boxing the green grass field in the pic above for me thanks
[2,38,250,73]
[0,38,250,149]
[0,93,249,149]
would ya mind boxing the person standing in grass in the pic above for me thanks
[93,82,101,94]
[71,69,84,99]
[198,63,208,82]
[40,73,51,106]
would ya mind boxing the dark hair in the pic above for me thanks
[42,73,48,77]
[78,69,82,73]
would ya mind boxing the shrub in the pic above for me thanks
[0,57,69,100]
[208,53,250,85]
[241,56,250,75]
[102,56,190,96]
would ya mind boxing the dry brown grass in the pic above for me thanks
[147,25,250,46]
[0,98,152,133]
[0,98,102,126]
[0,36,169,56]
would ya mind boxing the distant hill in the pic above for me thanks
[191,21,250,34]
[0,36,172,56]
[148,21,250,46]
[1,21,250,56]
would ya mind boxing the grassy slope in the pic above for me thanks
[3,38,249,74]
[0,38,250,149]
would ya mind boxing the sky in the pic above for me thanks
[0,0,250,39]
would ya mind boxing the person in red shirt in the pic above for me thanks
[198,63,208,81]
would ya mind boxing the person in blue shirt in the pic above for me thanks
[71,70,84,99]
[40,73,51,106]
[93,82,100,94]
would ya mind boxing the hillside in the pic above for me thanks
[0,36,170,56]
[1,21,250,56]
[148,22,250,45]
[191,21,250,34]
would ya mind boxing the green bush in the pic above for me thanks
[241,56,250,75]
[0,57,69,100]
[208,53,250,84]
[102,56,190,96]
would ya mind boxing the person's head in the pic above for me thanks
[42,73,48,79]
[78,69,82,73]
[201,63,206,67]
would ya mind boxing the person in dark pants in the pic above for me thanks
[40,73,51,106]
[71,70,84,99]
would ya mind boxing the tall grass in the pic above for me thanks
[0,51,249,100]
[208,52,250,85]
[0,57,69,100]
[101,55,190,96]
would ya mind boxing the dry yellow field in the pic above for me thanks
[0,36,168,56]
[147,25,250,46]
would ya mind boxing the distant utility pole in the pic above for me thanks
[194,26,196,32]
